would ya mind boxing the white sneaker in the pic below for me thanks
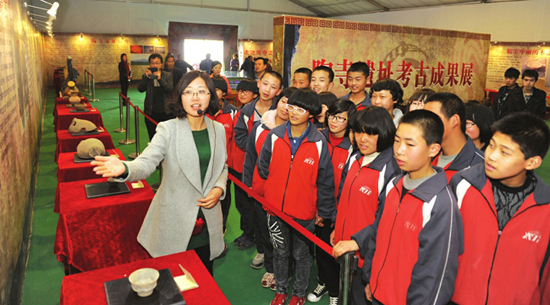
[307,283,328,302]
[251,252,264,269]
[329,296,338,305]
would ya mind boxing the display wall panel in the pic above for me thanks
[0,0,47,304]
[274,15,490,101]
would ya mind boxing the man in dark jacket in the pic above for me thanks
[138,53,174,140]
[240,55,255,79]
[164,54,184,87]
[199,53,212,72]
[492,67,521,120]
[508,69,548,119]
[175,54,194,74]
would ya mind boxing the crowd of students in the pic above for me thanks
[195,61,550,305]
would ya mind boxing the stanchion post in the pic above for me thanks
[119,99,135,145]
[114,93,126,133]
[83,70,88,92]
[129,105,141,159]
[89,74,99,102]
[85,71,92,96]
[337,252,358,305]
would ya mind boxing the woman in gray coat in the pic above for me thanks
[92,71,228,274]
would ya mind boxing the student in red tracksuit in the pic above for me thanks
[233,72,282,251]
[257,88,335,305]
[331,106,401,305]
[209,78,237,233]
[242,87,294,290]
[307,99,356,304]
[450,112,550,305]
[337,110,463,305]
[423,93,484,182]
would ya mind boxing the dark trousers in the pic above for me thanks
[229,169,255,240]
[220,179,232,232]
[145,112,175,140]
[268,215,315,298]
[315,219,340,297]
[120,79,129,98]
[254,200,273,272]
[351,267,371,305]
[193,243,213,275]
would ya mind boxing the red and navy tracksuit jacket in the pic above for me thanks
[257,122,335,221]
[354,167,463,305]
[208,99,237,163]
[450,163,550,305]
[319,128,353,199]
[334,147,401,268]
[432,136,484,181]
[339,91,372,111]
[233,97,275,173]
[242,119,273,197]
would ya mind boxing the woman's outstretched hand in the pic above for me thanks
[197,187,223,209]
[91,156,126,177]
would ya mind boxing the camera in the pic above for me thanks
[148,67,159,79]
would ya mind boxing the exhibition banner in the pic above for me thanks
[486,43,550,95]
[273,15,491,101]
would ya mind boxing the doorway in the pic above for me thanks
[183,39,224,73]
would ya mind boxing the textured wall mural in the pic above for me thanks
[274,15,491,101]
[0,0,46,303]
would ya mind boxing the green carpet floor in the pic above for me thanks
[21,88,328,305]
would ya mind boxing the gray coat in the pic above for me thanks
[117,116,227,260]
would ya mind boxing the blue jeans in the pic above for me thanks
[268,215,315,297]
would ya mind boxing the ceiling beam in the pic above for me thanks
[361,0,389,11]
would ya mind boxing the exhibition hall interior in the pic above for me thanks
[2,0,550,304]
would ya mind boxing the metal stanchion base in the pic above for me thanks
[89,99,99,102]
[128,152,140,159]
[151,182,160,192]
[114,128,126,133]
[85,92,92,96]
[119,139,136,145]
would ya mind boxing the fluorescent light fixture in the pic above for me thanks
[47,2,59,18]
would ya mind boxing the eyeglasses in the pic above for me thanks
[410,101,424,107]
[238,90,252,95]
[182,90,210,97]
[328,114,347,123]
[286,104,308,115]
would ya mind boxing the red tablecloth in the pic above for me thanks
[55,128,115,162]
[57,149,125,183]
[60,251,230,305]
[54,178,155,271]
[56,96,89,105]
[53,102,92,117]
[54,107,104,131]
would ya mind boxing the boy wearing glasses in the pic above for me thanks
[258,88,335,305]
[233,72,283,251]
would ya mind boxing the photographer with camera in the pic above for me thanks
[138,53,174,140]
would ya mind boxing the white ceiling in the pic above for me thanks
[290,0,525,17]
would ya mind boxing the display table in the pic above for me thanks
[54,107,104,131]
[57,149,125,183]
[54,178,155,271]
[56,96,89,105]
[55,128,115,162]
[53,102,92,117]
[60,251,230,305]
